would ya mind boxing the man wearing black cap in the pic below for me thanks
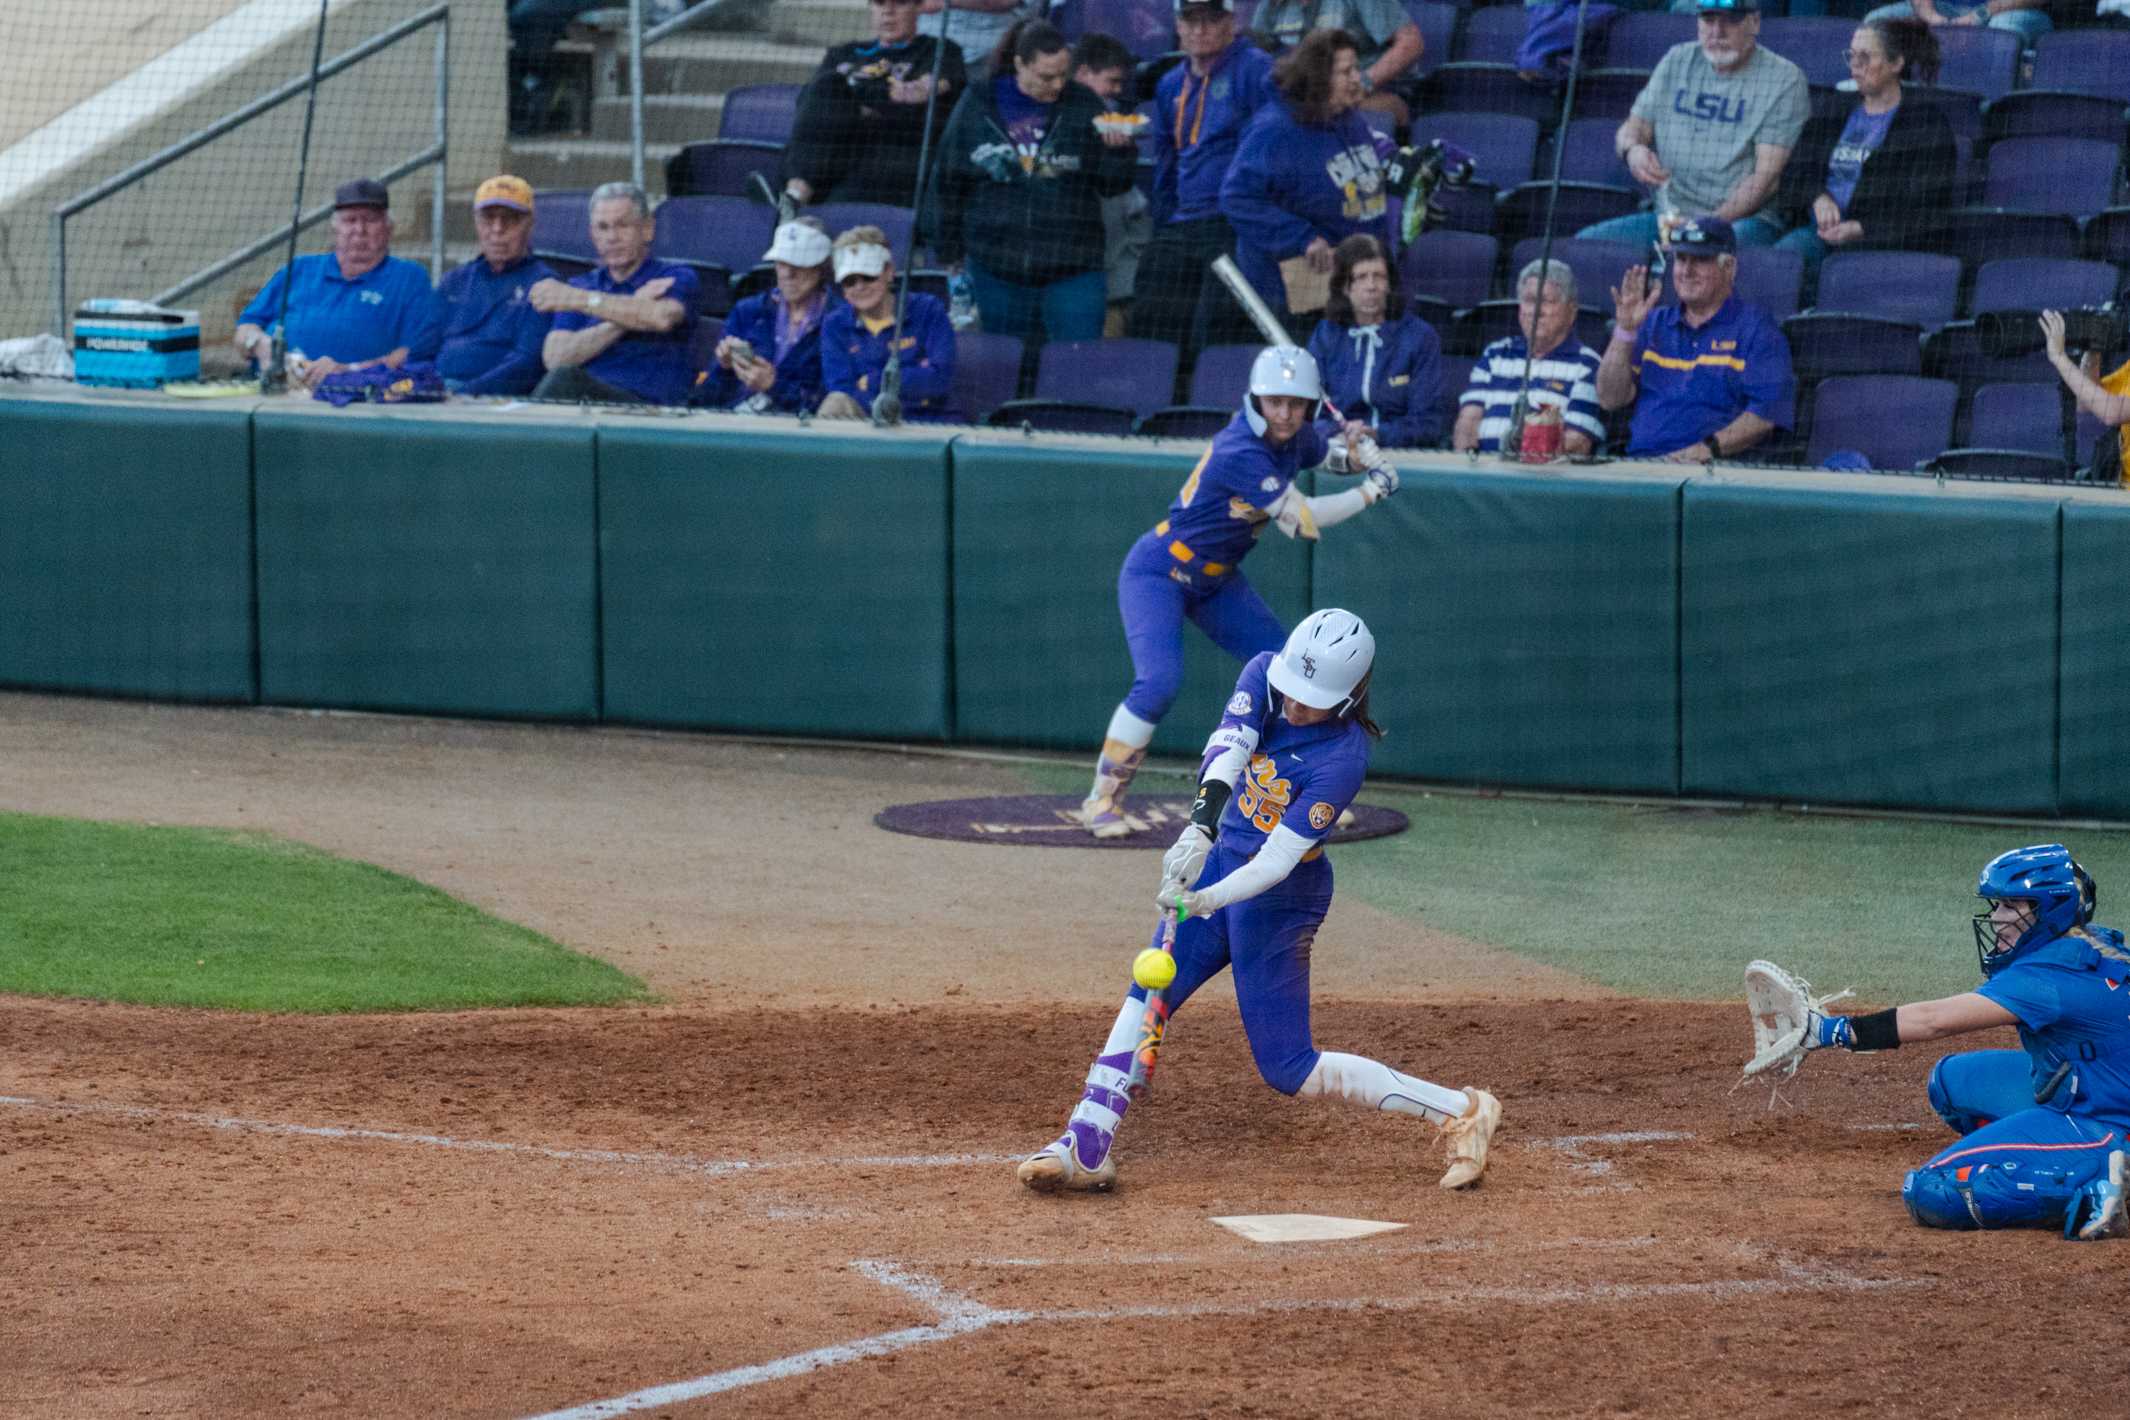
[234,178,445,389]
[1596,214,1795,462]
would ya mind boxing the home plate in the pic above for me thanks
[1210,1214,1408,1244]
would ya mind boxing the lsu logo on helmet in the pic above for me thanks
[1309,802,1335,831]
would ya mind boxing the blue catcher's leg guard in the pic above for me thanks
[1925,1051,2032,1137]
[1902,1166,1981,1230]
[1904,1156,2101,1232]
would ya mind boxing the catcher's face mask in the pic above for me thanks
[1972,897,2038,974]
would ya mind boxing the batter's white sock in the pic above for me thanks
[1060,994,1148,1169]
[1300,1051,1468,1127]
[1083,705,1158,807]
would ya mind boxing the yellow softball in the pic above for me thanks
[1133,948,1177,991]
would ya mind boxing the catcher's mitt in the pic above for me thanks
[1741,959,1854,1081]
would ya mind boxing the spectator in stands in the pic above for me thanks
[2042,310,2130,482]
[930,20,1140,346]
[1130,0,1278,373]
[234,178,444,390]
[1597,215,1794,461]
[818,225,959,420]
[1773,18,1955,298]
[695,218,834,415]
[506,0,603,132]
[1072,33,1154,337]
[1252,0,1426,128]
[921,0,1030,68]
[1860,0,2049,48]
[1222,29,1395,329]
[784,0,969,210]
[1454,257,1604,457]
[1579,0,1808,252]
[434,176,553,398]
[528,182,699,405]
[1305,233,1445,448]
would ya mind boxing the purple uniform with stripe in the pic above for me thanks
[1128,652,1372,1096]
[1900,928,2130,1230]
[1114,412,1330,724]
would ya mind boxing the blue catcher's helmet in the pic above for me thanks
[1971,843,2096,975]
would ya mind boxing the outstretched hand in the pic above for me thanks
[2041,309,2069,361]
[1611,264,1662,332]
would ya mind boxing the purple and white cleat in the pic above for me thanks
[1016,1128,1118,1193]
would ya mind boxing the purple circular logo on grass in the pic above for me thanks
[874,794,1409,849]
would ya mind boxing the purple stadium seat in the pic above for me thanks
[1035,338,1178,418]
[1495,181,1641,250]
[717,84,802,145]
[666,139,784,200]
[2079,206,2130,266]
[1408,229,1501,310]
[1983,138,2122,218]
[1926,208,2083,272]
[1602,11,1692,73]
[1967,382,2069,459]
[1409,112,1543,189]
[952,331,1026,423]
[1912,87,1983,146]
[1924,320,2055,393]
[1439,352,1477,429]
[1555,115,1635,187]
[1934,28,2021,104]
[530,189,595,262]
[1569,68,1652,122]
[986,399,1138,436]
[1928,448,2073,479]
[1408,0,1461,82]
[1759,18,1852,90]
[1817,250,1963,332]
[2078,409,2113,468]
[1969,258,2120,319]
[806,202,919,267]
[1455,4,1528,64]
[1187,343,1260,408]
[653,196,776,273]
[2031,30,2130,104]
[1781,313,1923,383]
[1425,64,1563,125]
[1806,375,1959,470]
[1456,299,1611,360]
[1731,245,1804,325]
[1136,406,1231,439]
[1511,236,1641,311]
[1982,92,2130,147]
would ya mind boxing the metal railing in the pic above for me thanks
[48,4,450,336]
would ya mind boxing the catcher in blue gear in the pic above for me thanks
[1774,844,2129,1239]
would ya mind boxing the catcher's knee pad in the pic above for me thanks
[1926,1058,1987,1135]
[1907,1160,2074,1231]
[1902,1166,1980,1230]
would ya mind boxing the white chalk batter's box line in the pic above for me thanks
[519,1247,1931,1419]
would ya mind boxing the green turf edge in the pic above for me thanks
[0,811,651,1012]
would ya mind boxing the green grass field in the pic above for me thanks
[0,811,647,1012]
[1020,760,2130,1003]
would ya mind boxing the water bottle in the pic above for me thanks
[948,270,977,332]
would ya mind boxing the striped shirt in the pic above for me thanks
[1459,335,1605,452]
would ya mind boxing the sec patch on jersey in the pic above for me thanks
[1228,691,1253,716]
[1310,802,1335,831]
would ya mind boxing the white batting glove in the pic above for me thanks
[1362,463,1398,502]
[1156,885,1214,922]
[1160,824,1213,895]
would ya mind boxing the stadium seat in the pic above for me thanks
[665,139,783,200]
[1494,182,1641,250]
[1759,17,1853,90]
[1934,27,2022,104]
[1554,115,1635,187]
[2030,29,2130,105]
[1511,237,1641,311]
[1187,343,1260,408]
[1404,230,1499,310]
[1911,86,1983,146]
[1968,258,2120,320]
[716,83,803,145]
[2080,206,2130,267]
[1923,319,2056,392]
[1817,250,1962,331]
[1439,353,1477,430]
[1407,0,1461,82]
[1925,208,2083,274]
[1568,69,1652,122]
[1425,64,1563,126]
[1603,12,1693,72]
[1409,112,1543,191]
[1966,381,2070,459]
[651,198,774,315]
[806,203,918,268]
[1035,338,1178,418]
[1781,313,1924,383]
[1806,375,1959,471]
[952,331,1025,423]
[1136,406,1232,439]
[1927,449,2073,481]
[531,188,595,264]
[1454,4,1528,64]
[985,399,1138,436]
[2077,409,2115,471]
[1454,299,1612,359]
[1730,246,1805,324]
[1983,137,2122,218]
[1981,92,2130,147]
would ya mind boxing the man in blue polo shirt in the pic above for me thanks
[234,177,444,389]
[1596,214,1794,462]
[435,175,554,397]
[529,181,698,405]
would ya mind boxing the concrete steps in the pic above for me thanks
[766,0,872,48]
[500,138,684,194]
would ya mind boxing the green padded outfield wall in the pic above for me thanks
[950,436,1311,758]
[597,425,951,739]
[252,412,600,719]
[2059,498,2130,819]
[1313,466,1684,792]
[0,399,255,702]
[1681,482,2059,814]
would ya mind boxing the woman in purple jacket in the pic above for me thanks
[1305,232,1444,449]
[694,219,833,415]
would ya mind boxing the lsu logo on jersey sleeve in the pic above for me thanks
[1235,754,1293,832]
[1308,801,1335,831]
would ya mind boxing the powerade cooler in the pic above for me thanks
[72,300,200,387]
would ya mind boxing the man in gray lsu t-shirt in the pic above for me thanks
[1578,0,1807,252]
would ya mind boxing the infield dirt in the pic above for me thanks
[2,692,2116,1418]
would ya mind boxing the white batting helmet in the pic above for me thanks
[1244,344,1323,435]
[1269,608,1375,712]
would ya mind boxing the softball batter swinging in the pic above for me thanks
[1076,344,1400,838]
[1022,609,1504,1193]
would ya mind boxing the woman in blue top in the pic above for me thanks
[1219,28,1395,329]
[1075,344,1399,838]
[1023,610,1505,1194]
[694,218,833,415]
[1797,843,2129,1240]
[1305,232,1446,450]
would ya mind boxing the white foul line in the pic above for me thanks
[521,1245,1925,1418]
[0,1094,1012,1177]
